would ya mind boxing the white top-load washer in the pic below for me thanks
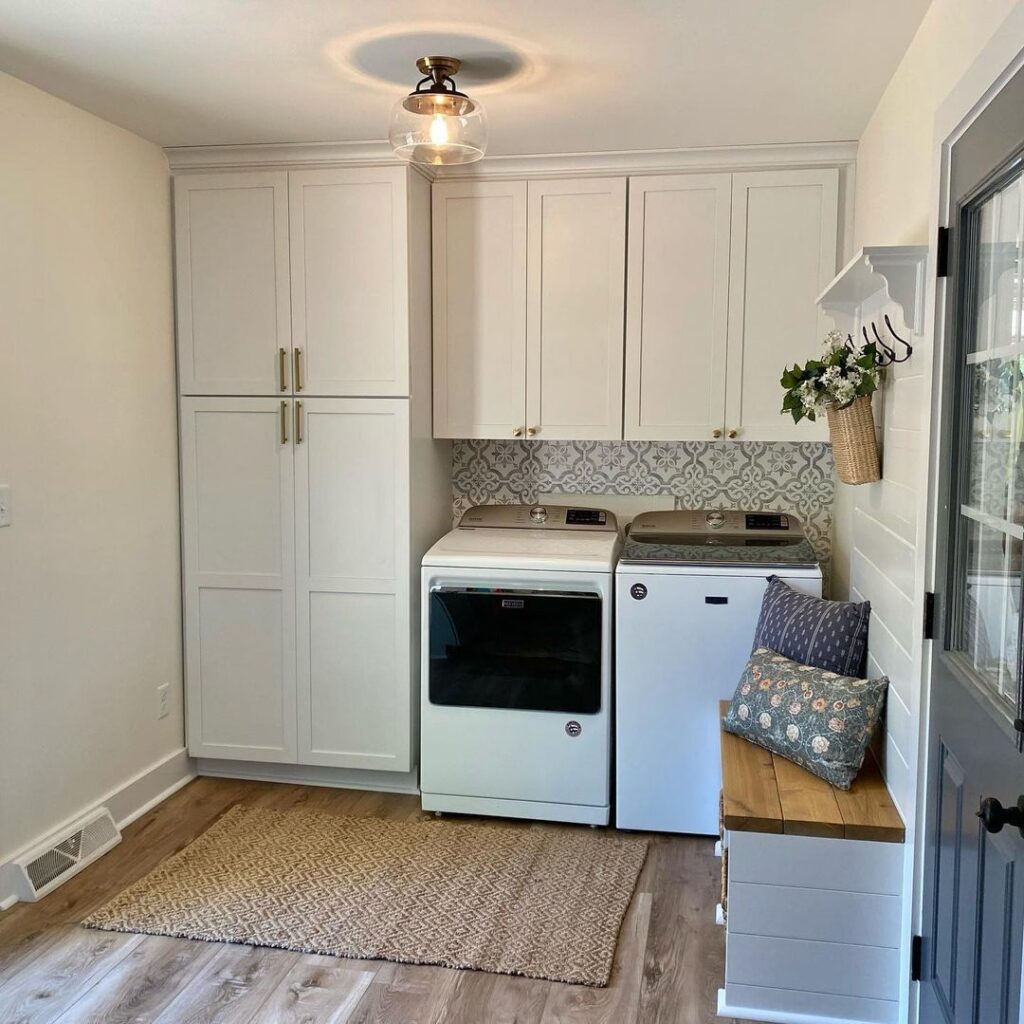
[615,509,823,835]
[421,504,620,826]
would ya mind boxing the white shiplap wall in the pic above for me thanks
[847,292,928,824]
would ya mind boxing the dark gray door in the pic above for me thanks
[921,64,1024,1024]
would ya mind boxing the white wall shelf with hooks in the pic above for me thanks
[816,244,929,335]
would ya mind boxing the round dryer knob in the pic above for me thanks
[706,511,725,529]
[530,505,548,523]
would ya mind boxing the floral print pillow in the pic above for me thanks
[722,648,888,790]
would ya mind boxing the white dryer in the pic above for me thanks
[615,509,822,835]
[421,504,621,826]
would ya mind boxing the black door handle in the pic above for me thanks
[977,796,1024,837]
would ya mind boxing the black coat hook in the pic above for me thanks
[850,319,913,368]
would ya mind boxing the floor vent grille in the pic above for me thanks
[13,808,121,903]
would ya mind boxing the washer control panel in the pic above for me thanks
[458,503,617,532]
[629,509,796,541]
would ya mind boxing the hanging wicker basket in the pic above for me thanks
[825,395,880,485]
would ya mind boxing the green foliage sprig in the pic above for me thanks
[781,330,881,424]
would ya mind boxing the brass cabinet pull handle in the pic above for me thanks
[527,426,537,437]
[280,401,288,445]
[512,426,523,437]
[294,348,303,392]
[728,428,738,439]
[295,401,303,444]
[279,348,288,392]
[712,428,722,439]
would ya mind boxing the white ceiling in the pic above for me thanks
[0,1,931,155]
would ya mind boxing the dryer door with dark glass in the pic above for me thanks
[428,587,602,714]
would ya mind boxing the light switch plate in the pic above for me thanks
[0,485,10,527]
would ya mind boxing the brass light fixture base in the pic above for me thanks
[416,56,462,79]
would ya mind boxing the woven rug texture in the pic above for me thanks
[84,805,648,986]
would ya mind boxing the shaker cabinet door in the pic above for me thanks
[526,178,626,440]
[293,399,412,771]
[180,397,297,761]
[725,169,838,441]
[174,173,291,396]
[289,168,409,397]
[432,181,528,439]
[624,174,732,441]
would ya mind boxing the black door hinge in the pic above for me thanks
[911,934,923,981]
[923,592,936,640]
[937,227,950,278]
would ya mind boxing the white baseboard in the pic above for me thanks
[195,758,420,795]
[0,747,196,912]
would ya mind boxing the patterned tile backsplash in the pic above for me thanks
[451,440,836,589]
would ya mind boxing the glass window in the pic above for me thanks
[428,588,602,714]
[955,168,1024,714]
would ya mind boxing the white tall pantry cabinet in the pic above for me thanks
[174,164,449,777]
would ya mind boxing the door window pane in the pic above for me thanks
[971,174,1023,354]
[967,355,1024,525]
[960,519,1021,707]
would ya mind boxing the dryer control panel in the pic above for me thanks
[458,504,618,532]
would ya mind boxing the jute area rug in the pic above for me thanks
[84,805,648,986]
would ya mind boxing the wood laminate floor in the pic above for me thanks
[0,778,753,1024]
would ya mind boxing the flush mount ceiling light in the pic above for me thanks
[389,56,487,166]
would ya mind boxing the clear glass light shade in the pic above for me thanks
[389,91,487,166]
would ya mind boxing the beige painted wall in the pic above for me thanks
[0,73,182,870]
[832,0,1021,604]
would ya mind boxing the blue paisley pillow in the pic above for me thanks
[753,576,871,677]
[723,648,888,789]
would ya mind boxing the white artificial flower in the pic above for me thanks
[833,379,856,406]
[799,380,822,414]
[822,329,845,356]
[821,366,843,389]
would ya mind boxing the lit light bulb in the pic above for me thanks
[429,114,449,146]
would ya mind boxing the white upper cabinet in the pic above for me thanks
[175,167,411,398]
[289,168,409,397]
[432,177,626,440]
[624,174,732,441]
[174,173,291,396]
[526,178,626,440]
[725,169,839,441]
[432,181,528,439]
[433,166,841,443]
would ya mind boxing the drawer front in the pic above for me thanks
[726,933,900,1001]
[728,882,901,948]
[728,831,903,895]
[723,982,898,1024]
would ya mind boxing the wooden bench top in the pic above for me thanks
[719,701,905,843]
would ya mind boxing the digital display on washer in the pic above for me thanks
[565,508,606,525]
[745,513,789,530]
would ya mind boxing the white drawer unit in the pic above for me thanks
[721,833,903,1024]
[719,717,906,1024]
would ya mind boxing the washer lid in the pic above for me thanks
[423,525,622,573]
[619,509,819,568]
